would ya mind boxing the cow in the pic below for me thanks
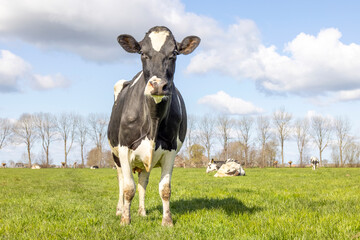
[31,164,41,169]
[206,159,226,173]
[310,156,319,170]
[206,158,245,177]
[108,26,200,226]
[214,161,246,177]
[90,165,99,169]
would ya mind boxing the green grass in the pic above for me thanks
[1,167,359,239]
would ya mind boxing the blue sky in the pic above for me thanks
[1,0,360,164]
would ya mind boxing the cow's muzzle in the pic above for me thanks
[144,76,170,104]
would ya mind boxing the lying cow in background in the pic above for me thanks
[90,165,99,169]
[206,158,245,177]
[310,156,319,170]
[206,159,225,173]
[31,164,41,169]
[215,161,246,177]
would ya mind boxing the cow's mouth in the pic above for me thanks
[151,94,169,104]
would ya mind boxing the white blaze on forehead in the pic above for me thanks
[149,31,169,52]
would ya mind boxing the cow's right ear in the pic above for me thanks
[117,34,141,53]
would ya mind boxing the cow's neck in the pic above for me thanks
[135,74,172,140]
[145,94,171,140]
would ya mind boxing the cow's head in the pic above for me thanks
[117,26,200,104]
[206,162,218,173]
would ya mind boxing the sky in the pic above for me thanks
[1,0,360,165]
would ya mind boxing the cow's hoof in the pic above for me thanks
[162,216,173,227]
[116,206,122,216]
[120,217,130,225]
[116,210,122,216]
[138,208,147,217]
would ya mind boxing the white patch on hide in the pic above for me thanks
[177,95,182,116]
[114,80,127,102]
[149,31,169,52]
[109,140,119,157]
[176,137,183,153]
[131,137,155,172]
[130,71,143,88]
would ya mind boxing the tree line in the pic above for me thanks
[0,113,110,168]
[1,108,360,168]
[178,108,360,168]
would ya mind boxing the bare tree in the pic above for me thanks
[0,118,12,150]
[294,118,310,167]
[198,115,215,162]
[236,116,253,167]
[76,115,88,168]
[217,115,233,161]
[34,113,57,167]
[57,113,78,167]
[257,115,272,167]
[343,140,360,166]
[273,108,292,166]
[184,114,197,166]
[311,115,332,166]
[88,113,108,168]
[334,116,351,167]
[12,114,37,167]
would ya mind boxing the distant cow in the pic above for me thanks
[1,163,6,168]
[90,165,99,169]
[31,164,41,169]
[207,158,245,177]
[206,159,226,173]
[310,156,319,170]
[214,161,246,177]
[107,26,200,226]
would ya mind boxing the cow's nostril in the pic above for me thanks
[162,84,168,92]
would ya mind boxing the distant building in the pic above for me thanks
[15,163,25,168]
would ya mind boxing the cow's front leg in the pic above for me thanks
[119,147,135,225]
[138,171,150,216]
[159,152,175,226]
[116,166,124,216]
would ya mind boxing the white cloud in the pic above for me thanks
[335,89,360,102]
[0,49,70,92]
[198,91,263,115]
[31,73,70,90]
[0,0,217,61]
[2,1,360,102]
[0,50,31,92]
[189,26,360,100]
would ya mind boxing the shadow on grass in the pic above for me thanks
[151,197,262,216]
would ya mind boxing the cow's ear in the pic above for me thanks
[117,34,141,53]
[178,36,200,55]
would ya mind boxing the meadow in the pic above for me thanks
[1,167,359,239]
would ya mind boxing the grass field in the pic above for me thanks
[1,167,359,239]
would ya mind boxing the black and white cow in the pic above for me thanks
[310,156,319,170]
[108,26,200,226]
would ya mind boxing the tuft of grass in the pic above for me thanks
[0,167,359,239]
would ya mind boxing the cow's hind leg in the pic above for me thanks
[138,171,150,216]
[159,152,176,226]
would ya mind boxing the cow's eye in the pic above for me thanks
[141,51,149,59]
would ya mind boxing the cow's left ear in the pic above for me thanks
[117,34,141,53]
[177,36,201,55]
